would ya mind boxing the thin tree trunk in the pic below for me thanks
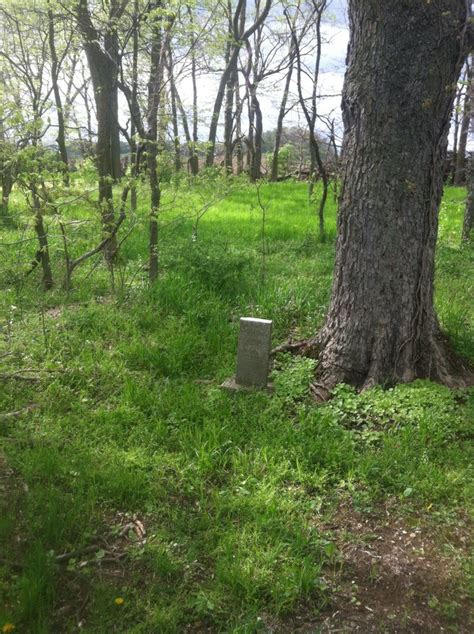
[170,75,195,173]
[224,1,235,173]
[291,1,329,240]
[147,5,163,282]
[314,0,472,393]
[270,1,305,182]
[31,184,53,290]
[450,65,465,184]
[224,70,236,173]
[76,0,126,262]
[462,56,474,241]
[146,3,173,282]
[205,0,272,168]
[463,156,474,241]
[47,6,69,185]
[250,87,263,180]
[271,62,293,181]
[1,170,14,224]
[169,75,182,172]
[130,0,139,212]
[95,85,118,263]
[189,6,199,175]
[454,61,472,185]
[235,76,244,174]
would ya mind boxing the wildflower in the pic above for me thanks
[114,597,125,606]
[2,624,15,633]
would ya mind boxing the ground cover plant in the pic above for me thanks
[0,180,473,632]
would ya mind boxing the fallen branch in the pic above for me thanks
[271,337,319,357]
[0,372,41,382]
[55,544,104,562]
[0,368,58,382]
[0,404,39,420]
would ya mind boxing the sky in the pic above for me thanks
[54,0,350,149]
[173,0,349,145]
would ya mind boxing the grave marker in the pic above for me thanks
[222,317,273,392]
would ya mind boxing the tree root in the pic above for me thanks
[273,329,474,402]
[271,337,320,358]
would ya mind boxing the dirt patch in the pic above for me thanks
[296,500,473,632]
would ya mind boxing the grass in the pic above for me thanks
[0,179,473,632]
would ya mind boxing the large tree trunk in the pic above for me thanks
[314,0,473,394]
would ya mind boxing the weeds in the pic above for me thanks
[0,181,472,631]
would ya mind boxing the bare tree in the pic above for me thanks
[205,0,272,168]
[288,0,329,239]
[47,2,70,185]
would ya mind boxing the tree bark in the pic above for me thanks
[31,184,53,290]
[450,64,466,184]
[224,68,236,173]
[47,6,69,186]
[1,168,14,224]
[76,0,125,263]
[270,62,293,181]
[223,1,236,174]
[146,3,173,282]
[463,156,474,241]
[463,58,474,241]
[454,62,473,185]
[147,4,163,283]
[314,0,473,393]
[169,74,182,172]
[235,77,244,174]
[249,86,263,180]
[130,0,139,212]
[189,5,199,175]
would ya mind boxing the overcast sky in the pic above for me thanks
[174,0,350,144]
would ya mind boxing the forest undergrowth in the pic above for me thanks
[0,180,473,632]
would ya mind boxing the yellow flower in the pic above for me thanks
[114,597,125,606]
[2,624,15,633]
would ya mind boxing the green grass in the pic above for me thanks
[0,180,473,632]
